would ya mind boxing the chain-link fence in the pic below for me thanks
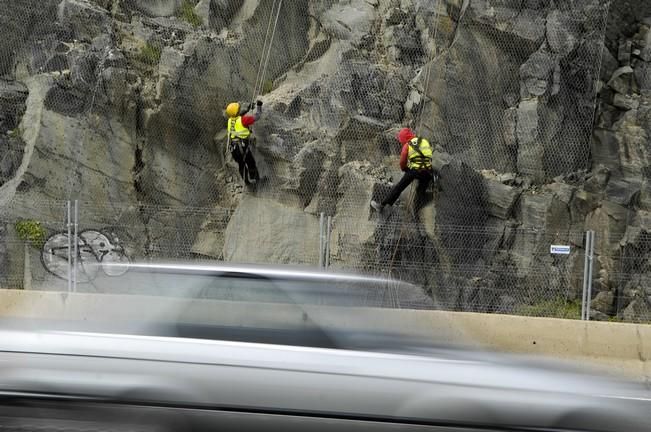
[595,227,651,323]
[1,0,649,322]
[328,213,586,318]
[1,197,631,321]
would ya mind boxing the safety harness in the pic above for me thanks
[407,137,433,170]
[227,116,253,154]
[228,117,251,140]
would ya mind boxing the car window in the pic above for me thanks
[18,264,440,351]
[62,267,336,348]
[83,267,296,305]
[83,266,434,310]
[277,277,436,310]
[195,272,296,304]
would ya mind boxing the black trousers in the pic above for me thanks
[382,169,433,207]
[230,139,259,185]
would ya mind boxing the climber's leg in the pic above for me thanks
[243,145,259,183]
[231,142,247,183]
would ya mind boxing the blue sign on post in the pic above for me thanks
[550,245,571,255]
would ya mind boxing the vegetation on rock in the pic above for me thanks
[15,220,46,249]
[517,300,581,320]
[137,42,162,65]
[178,1,202,28]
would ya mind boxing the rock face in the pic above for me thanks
[0,80,28,131]
[124,0,183,17]
[0,0,62,79]
[58,0,111,41]
[583,6,651,320]
[0,0,649,321]
[418,0,609,181]
[223,196,319,264]
[0,80,28,187]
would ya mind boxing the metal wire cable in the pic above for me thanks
[258,0,283,99]
[251,0,283,103]
[416,0,442,137]
[251,0,277,102]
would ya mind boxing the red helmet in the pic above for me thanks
[397,128,416,144]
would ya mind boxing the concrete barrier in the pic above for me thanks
[0,289,648,382]
[446,312,651,382]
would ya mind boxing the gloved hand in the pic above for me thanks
[256,100,263,107]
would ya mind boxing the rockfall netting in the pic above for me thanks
[1,0,650,322]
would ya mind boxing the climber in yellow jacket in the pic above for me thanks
[226,100,263,185]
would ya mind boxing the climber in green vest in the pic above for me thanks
[371,128,438,214]
[226,100,263,185]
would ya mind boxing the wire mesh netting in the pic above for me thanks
[1,0,649,322]
[329,214,586,317]
[595,226,651,323]
[416,1,612,182]
[0,197,69,291]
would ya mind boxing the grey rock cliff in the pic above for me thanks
[0,0,649,321]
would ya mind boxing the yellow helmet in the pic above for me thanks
[226,102,240,118]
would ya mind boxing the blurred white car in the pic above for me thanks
[0,262,648,431]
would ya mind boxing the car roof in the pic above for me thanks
[103,260,410,286]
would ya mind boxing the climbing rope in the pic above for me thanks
[251,0,276,101]
[387,0,442,272]
[387,185,418,278]
[388,226,405,277]
[258,0,283,97]
[385,0,445,277]
[251,0,283,103]
[416,0,443,137]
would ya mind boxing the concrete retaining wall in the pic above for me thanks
[0,289,648,382]
[448,312,651,382]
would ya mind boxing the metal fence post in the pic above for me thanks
[66,200,72,293]
[72,200,79,293]
[581,231,589,320]
[325,216,332,269]
[585,230,595,320]
[581,230,595,320]
[318,213,324,269]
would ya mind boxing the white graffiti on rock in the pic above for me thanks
[41,230,130,282]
